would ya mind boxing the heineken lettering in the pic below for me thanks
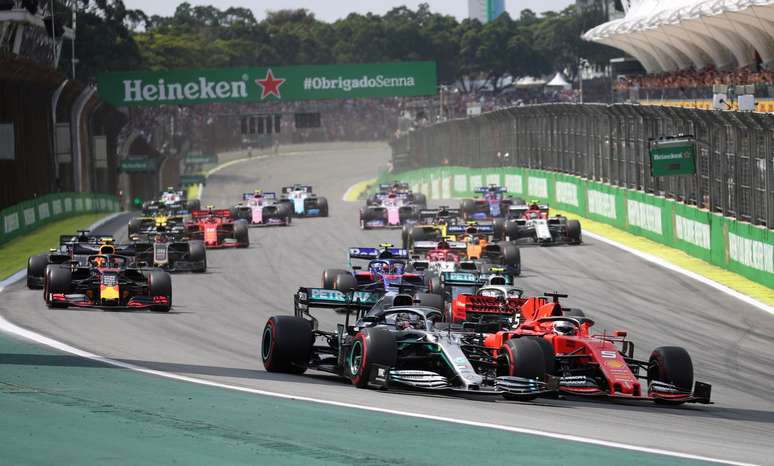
[98,62,437,107]
[123,78,247,103]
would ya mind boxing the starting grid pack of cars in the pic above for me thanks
[27,181,712,406]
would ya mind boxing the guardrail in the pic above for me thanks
[394,103,774,229]
[0,193,120,245]
[379,166,774,288]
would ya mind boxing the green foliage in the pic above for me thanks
[68,1,618,91]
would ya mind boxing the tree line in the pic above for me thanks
[61,1,617,92]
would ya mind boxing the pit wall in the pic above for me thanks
[0,193,120,245]
[381,166,774,289]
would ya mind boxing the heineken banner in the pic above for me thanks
[97,62,437,107]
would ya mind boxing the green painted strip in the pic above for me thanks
[0,333,713,466]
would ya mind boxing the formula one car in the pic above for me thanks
[130,228,207,273]
[142,187,200,215]
[279,185,329,217]
[26,232,133,288]
[401,207,463,249]
[260,287,556,398]
[185,207,249,248]
[464,292,712,404]
[460,185,522,220]
[367,182,426,209]
[321,244,426,294]
[43,244,172,312]
[232,191,292,226]
[128,213,188,236]
[360,192,420,229]
[504,201,582,245]
[425,270,517,315]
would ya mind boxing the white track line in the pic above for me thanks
[0,312,754,466]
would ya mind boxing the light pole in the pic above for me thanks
[578,57,590,104]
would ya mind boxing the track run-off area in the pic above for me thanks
[1,143,772,466]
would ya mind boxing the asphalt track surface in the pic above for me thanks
[2,145,773,465]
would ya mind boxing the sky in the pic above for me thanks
[121,1,576,22]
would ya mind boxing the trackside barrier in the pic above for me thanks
[378,166,774,289]
[0,193,120,246]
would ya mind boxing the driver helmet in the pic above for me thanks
[553,320,576,336]
[254,189,262,198]
[94,256,106,268]
[370,261,389,274]
[529,199,540,209]
[395,312,414,330]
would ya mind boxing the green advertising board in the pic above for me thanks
[184,153,218,165]
[649,137,696,177]
[118,157,157,173]
[97,62,437,107]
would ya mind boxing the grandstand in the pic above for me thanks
[584,0,774,73]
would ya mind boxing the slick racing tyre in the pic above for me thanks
[460,199,476,218]
[187,199,201,212]
[277,203,293,224]
[27,253,49,289]
[648,346,694,405]
[348,327,397,388]
[498,338,550,401]
[322,268,348,289]
[566,219,582,244]
[333,273,358,292]
[189,241,207,273]
[499,242,521,276]
[401,224,413,250]
[234,220,250,247]
[261,316,314,374]
[317,197,329,217]
[413,193,427,209]
[493,218,506,241]
[128,218,143,235]
[44,265,71,308]
[148,270,172,312]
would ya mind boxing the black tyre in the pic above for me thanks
[410,227,437,243]
[498,338,547,401]
[317,197,329,217]
[426,276,442,295]
[527,337,556,375]
[277,203,293,220]
[261,315,314,374]
[27,253,49,289]
[413,193,427,209]
[128,218,143,235]
[349,327,397,388]
[148,270,172,312]
[500,242,521,276]
[189,241,207,273]
[44,265,71,308]
[493,218,507,241]
[413,292,444,312]
[188,199,201,212]
[322,268,348,289]
[234,221,249,247]
[648,346,694,405]
[333,273,358,292]
[505,221,522,241]
[566,219,582,244]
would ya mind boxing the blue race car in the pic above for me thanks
[459,185,522,220]
[280,185,329,217]
[322,243,425,293]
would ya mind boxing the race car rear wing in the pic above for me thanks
[475,186,507,194]
[242,192,277,201]
[418,208,461,219]
[446,224,495,236]
[440,271,513,286]
[349,247,408,260]
[411,240,467,255]
[191,209,232,219]
[295,287,380,309]
[282,185,312,194]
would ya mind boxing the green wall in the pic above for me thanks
[1,193,120,245]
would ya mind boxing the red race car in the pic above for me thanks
[185,207,249,249]
[455,290,712,404]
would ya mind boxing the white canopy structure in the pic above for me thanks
[545,72,572,89]
[583,0,774,73]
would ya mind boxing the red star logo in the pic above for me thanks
[256,69,285,99]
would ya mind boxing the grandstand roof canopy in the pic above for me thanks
[583,0,774,73]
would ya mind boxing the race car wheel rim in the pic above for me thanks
[349,340,364,376]
[261,325,274,361]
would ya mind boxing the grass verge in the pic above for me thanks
[0,213,107,280]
